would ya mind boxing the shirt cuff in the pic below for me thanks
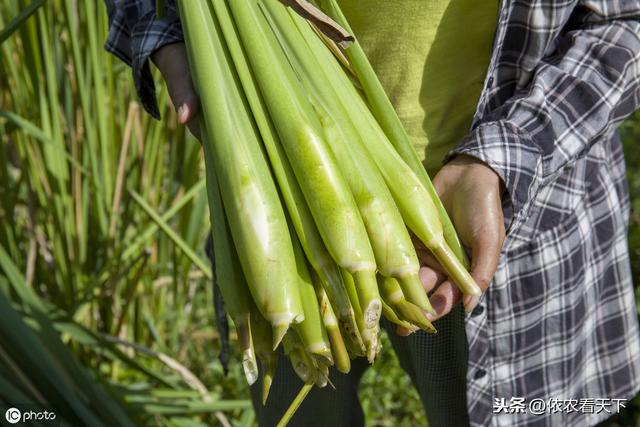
[446,121,544,233]
[130,11,183,119]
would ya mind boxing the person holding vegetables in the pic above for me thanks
[105,0,640,426]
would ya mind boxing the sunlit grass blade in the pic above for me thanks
[129,189,212,279]
[0,0,45,44]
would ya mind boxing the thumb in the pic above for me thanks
[462,229,504,314]
[152,43,201,139]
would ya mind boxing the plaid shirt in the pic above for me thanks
[105,1,640,426]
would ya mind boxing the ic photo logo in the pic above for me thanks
[4,407,57,425]
[4,408,21,425]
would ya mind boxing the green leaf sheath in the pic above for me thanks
[178,0,304,330]
[201,134,251,321]
[378,276,436,334]
[381,300,415,331]
[209,0,361,346]
[263,0,389,338]
[270,3,433,312]
[311,270,351,373]
[290,234,333,363]
[319,0,470,269]
[227,0,382,332]
[291,11,480,296]
[249,305,277,404]
[282,332,316,384]
[341,269,377,361]
[202,134,257,385]
[356,105,480,295]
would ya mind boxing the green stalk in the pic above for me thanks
[292,16,480,296]
[319,0,469,268]
[381,300,416,331]
[339,268,365,357]
[250,305,277,403]
[311,270,350,373]
[120,180,205,264]
[357,122,480,296]
[341,269,377,361]
[226,0,382,328]
[202,128,257,385]
[129,189,211,278]
[267,3,433,312]
[378,276,436,333]
[37,8,75,299]
[291,234,332,362]
[209,0,361,348]
[202,136,251,319]
[86,0,114,205]
[276,382,314,427]
[178,0,304,332]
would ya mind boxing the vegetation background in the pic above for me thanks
[0,1,638,426]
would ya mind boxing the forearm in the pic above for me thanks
[451,2,640,233]
[104,0,184,119]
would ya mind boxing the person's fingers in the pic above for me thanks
[427,154,506,315]
[462,227,505,313]
[417,248,442,270]
[426,280,462,322]
[412,232,448,274]
[152,43,201,139]
[174,91,199,124]
[418,265,446,294]
[395,324,419,336]
[166,69,201,139]
[184,114,202,141]
[411,233,433,262]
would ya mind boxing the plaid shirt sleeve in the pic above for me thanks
[104,0,183,119]
[451,1,640,236]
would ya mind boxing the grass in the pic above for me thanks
[599,112,640,427]
[621,112,640,283]
[0,1,639,426]
[0,1,250,425]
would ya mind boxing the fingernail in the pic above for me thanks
[430,295,446,314]
[397,327,415,337]
[463,294,473,307]
[465,296,479,314]
[177,104,188,123]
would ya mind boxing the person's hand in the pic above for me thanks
[400,154,505,334]
[152,43,201,140]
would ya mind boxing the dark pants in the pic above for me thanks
[249,305,470,427]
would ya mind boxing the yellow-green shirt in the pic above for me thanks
[338,0,498,176]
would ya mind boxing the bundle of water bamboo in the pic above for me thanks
[178,0,480,422]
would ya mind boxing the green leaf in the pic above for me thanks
[0,0,46,45]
